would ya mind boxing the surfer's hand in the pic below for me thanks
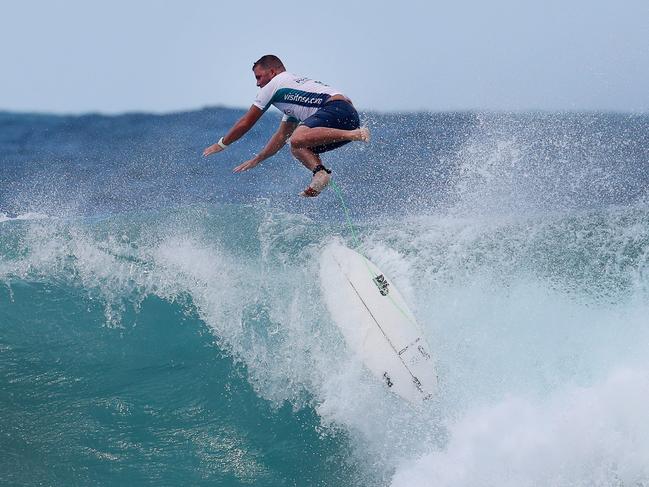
[233,158,259,173]
[203,143,225,157]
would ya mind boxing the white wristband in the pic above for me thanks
[217,137,228,149]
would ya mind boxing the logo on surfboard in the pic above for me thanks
[373,274,390,296]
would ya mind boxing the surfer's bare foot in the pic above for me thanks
[300,169,330,197]
[351,126,370,142]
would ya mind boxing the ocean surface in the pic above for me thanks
[1,107,649,486]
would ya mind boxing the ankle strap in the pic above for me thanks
[313,164,332,175]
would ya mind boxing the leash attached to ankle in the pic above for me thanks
[312,164,332,175]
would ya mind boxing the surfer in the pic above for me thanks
[203,55,370,197]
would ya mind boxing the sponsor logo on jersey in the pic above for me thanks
[282,93,325,105]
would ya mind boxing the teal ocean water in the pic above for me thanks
[1,110,649,486]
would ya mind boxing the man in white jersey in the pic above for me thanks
[203,55,369,197]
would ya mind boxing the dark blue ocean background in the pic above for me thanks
[2,108,649,486]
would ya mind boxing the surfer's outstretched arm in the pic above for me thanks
[233,120,298,173]
[203,105,263,157]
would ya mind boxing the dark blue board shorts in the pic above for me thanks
[302,99,360,153]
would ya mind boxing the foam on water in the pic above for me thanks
[391,367,649,487]
[0,212,50,222]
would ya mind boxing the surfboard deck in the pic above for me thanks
[319,241,437,404]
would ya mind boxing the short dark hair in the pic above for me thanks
[252,55,285,71]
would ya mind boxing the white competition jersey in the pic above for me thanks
[253,72,342,123]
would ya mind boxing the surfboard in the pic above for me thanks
[319,241,437,404]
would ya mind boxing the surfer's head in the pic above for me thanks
[252,55,285,88]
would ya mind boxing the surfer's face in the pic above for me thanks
[253,66,275,88]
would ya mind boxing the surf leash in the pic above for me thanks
[329,178,424,334]
[330,179,362,250]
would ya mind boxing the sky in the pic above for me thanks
[1,0,648,114]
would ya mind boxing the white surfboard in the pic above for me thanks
[319,241,437,404]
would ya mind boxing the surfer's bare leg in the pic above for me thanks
[290,125,370,149]
[290,145,321,171]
